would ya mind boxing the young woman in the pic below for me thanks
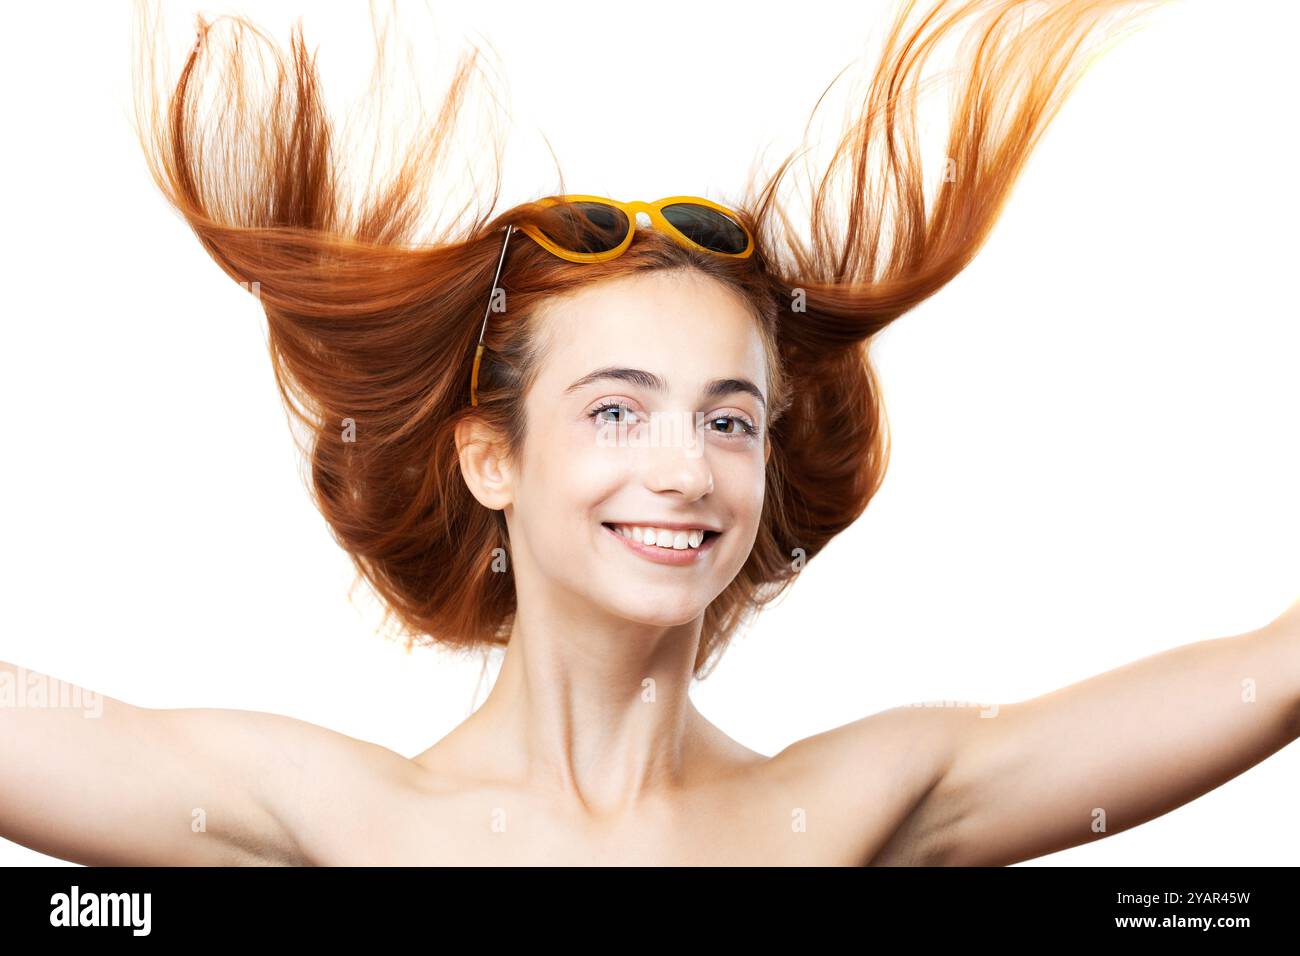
[2,0,1296,866]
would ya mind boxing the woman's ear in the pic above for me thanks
[455,417,514,511]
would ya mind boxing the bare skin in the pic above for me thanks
[3,268,1297,865]
[1,601,1296,866]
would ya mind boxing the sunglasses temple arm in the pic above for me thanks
[471,225,514,406]
[477,225,514,347]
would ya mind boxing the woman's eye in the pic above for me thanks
[706,415,758,438]
[590,402,636,425]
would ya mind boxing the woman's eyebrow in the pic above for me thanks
[563,366,766,409]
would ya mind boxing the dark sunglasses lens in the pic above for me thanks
[660,203,749,254]
[535,202,629,254]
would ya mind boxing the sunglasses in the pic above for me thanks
[518,194,754,263]
[470,195,755,406]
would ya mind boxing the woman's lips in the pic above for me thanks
[602,523,720,566]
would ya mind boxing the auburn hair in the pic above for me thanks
[131,0,1163,678]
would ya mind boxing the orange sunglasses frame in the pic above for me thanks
[517,194,755,263]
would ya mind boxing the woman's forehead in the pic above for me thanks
[533,274,769,399]
[541,270,761,344]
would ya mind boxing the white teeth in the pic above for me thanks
[611,524,711,550]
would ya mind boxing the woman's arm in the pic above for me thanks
[873,599,1300,866]
[0,660,370,865]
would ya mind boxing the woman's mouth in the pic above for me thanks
[601,522,721,566]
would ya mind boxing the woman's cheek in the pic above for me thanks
[718,448,767,513]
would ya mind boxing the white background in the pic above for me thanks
[1,0,1297,865]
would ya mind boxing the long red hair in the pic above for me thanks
[131,0,1164,678]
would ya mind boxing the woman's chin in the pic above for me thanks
[602,597,705,630]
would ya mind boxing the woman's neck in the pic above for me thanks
[416,606,758,818]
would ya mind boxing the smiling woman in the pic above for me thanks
[1,0,1296,873]
[123,0,1156,678]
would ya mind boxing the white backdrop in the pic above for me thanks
[1,0,1297,865]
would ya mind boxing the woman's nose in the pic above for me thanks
[645,459,714,499]
[640,424,715,498]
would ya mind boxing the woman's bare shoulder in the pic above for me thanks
[763,705,967,865]
[183,708,418,864]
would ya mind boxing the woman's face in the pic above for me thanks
[505,269,771,628]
